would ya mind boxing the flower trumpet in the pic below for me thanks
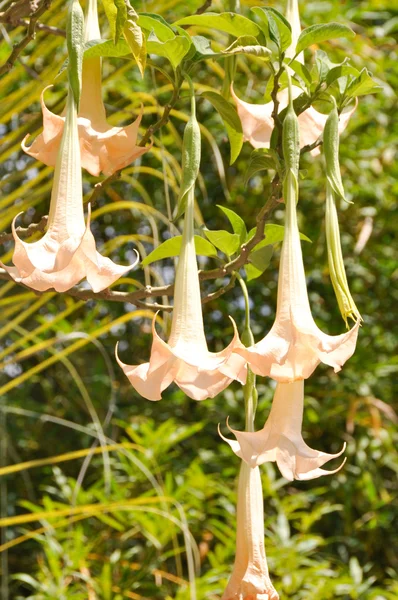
[234,81,359,382]
[116,92,246,401]
[220,380,346,481]
[222,462,279,599]
[22,0,149,176]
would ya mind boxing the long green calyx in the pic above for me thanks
[324,101,362,326]
[324,97,348,202]
[283,70,300,212]
[175,77,201,220]
[66,0,84,108]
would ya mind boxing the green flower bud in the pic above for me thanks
[324,97,348,202]
[283,71,300,177]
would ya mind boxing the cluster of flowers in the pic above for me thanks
[1,1,361,598]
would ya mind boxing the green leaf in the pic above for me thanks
[296,23,355,56]
[248,244,273,272]
[174,12,260,38]
[326,63,360,86]
[288,59,312,89]
[67,0,84,108]
[251,7,292,52]
[147,32,191,69]
[203,229,241,256]
[123,20,146,77]
[202,91,243,164]
[223,35,271,59]
[102,0,117,40]
[137,13,175,41]
[346,68,382,97]
[141,236,217,266]
[244,149,277,185]
[246,223,311,245]
[217,205,247,243]
[188,35,217,61]
[84,38,131,59]
[114,0,127,44]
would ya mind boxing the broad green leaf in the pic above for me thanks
[247,223,311,245]
[123,20,146,77]
[217,205,247,243]
[137,13,175,41]
[67,0,84,108]
[203,229,241,256]
[325,64,359,86]
[223,35,271,59]
[102,0,118,40]
[114,0,127,44]
[188,35,217,62]
[202,91,243,164]
[248,244,273,272]
[174,12,260,38]
[251,7,292,52]
[141,236,217,266]
[147,32,191,69]
[84,38,131,59]
[244,149,277,185]
[346,68,382,97]
[296,23,355,56]
[288,59,312,89]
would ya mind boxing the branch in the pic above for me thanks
[0,215,48,243]
[195,0,212,15]
[0,16,65,36]
[0,177,281,306]
[0,0,52,76]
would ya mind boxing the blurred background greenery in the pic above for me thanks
[0,0,397,598]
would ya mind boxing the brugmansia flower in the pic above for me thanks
[220,380,346,481]
[117,92,246,401]
[231,0,356,154]
[1,61,136,291]
[234,83,359,381]
[324,100,362,326]
[222,462,279,599]
[22,0,149,176]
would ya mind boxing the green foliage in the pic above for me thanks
[0,0,396,599]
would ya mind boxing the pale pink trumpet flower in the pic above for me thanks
[222,461,279,600]
[220,380,346,481]
[22,0,149,176]
[116,185,247,401]
[0,89,137,293]
[233,152,359,381]
[231,0,356,155]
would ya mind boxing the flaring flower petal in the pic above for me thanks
[220,380,346,481]
[2,90,137,292]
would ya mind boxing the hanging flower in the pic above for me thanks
[116,90,246,401]
[220,380,346,481]
[234,83,359,382]
[22,0,149,177]
[222,461,279,600]
[0,89,136,292]
[231,0,356,155]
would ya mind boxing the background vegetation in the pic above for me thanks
[0,0,397,598]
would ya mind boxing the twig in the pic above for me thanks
[195,0,212,15]
[0,215,48,243]
[0,0,52,76]
[0,177,281,306]
[0,12,64,35]
[300,138,323,155]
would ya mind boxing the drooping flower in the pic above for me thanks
[0,88,136,292]
[234,84,359,382]
[324,100,362,326]
[222,461,279,599]
[22,0,149,177]
[231,0,356,155]
[116,92,246,401]
[220,380,346,481]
